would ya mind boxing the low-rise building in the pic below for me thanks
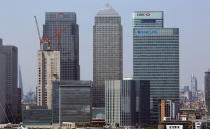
[158,121,192,129]
[160,100,179,122]
[52,80,92,125]
[22,106,52,126]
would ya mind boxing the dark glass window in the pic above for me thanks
[141,19,156,23]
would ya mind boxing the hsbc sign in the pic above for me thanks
[137,13,151,16]
[133,11,163,19]
[145,13,151,16]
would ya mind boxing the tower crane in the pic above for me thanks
[34,16,71,50]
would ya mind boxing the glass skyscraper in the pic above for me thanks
[0,40,18,123]
[133,11,179,125]
[0,51,6,123]
[43,12,80,80]
[93,4,123,108]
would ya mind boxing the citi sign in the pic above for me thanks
[136,30,158,35]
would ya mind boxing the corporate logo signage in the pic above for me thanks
[133,11,162,19]
[136,30,158,35]
[137,13,151,16]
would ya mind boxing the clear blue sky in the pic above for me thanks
[0,0,210,93]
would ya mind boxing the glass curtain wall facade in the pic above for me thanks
[93,4,123,108]
[133,11,179,125]
[0,52,6,123]
[22,109,52,126]
[205,71,210,114]
[52,80,92,124]
[0,43,18,123]
[105,80,150,127]
[43,12,80,80]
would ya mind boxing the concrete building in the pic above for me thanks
[93,4,123,108]
[133,11,179,124]
[37,50,60,109]
[0,51,6,123]
[0,40,18,123]
[105,79,150,127]
[43,12,80,80]
[191,74,198,99]
[205,70,210,114]
[52,80,92,124]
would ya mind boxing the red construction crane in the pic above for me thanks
[34,16,71,50]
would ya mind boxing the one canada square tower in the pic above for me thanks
[93,4,123,108]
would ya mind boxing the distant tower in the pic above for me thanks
[18,65,24,97]
[93,4,123,108]
[191,74,198,98]
[0,38,2,45]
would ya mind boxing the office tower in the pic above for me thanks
[37,50,60,109]
[105,79,150,127]
[0,51,6,123]
[160,100,179,122]
[18,66,24,98]
[0,40,18,123]
[183,86,190,92]
[52,80,92,124]
[43,12,80,80]
[93,4,123,108]
[133,11,179,124]
[205,70,210,114]
[191,74,198,98]
[180,86,191,100]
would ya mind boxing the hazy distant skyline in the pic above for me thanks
[0,0,210,93]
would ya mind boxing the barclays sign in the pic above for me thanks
[136,30,158,35]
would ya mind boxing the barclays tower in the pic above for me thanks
[132,11,179,125]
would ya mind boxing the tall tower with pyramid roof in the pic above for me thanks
[93,4,123,108]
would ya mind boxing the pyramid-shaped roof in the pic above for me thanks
[96,4,119,16]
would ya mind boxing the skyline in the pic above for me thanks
[0,0,210,93]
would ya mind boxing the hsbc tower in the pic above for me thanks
[132,11,179,125]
